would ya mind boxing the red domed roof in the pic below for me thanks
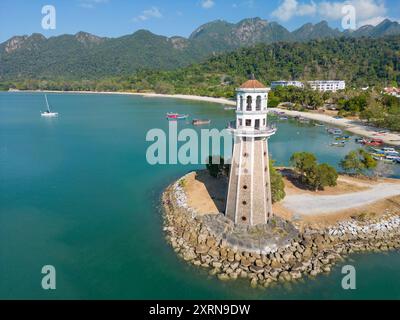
[239,79,266,89]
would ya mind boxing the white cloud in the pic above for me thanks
[319,0,386,21]
[271,0,317,22]
[232,1,254,9]
[272,0,390,28]
[79,0,109,9]
[133,6,163,22]
[201,0,215,9]
[358,16,387,26]
[358,16,399,27]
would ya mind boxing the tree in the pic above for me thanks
[290,152,338,190]
[206,156,229,178]
[340,149,377,175]
[269,159,286,203]
[310,163,338,191]
[290,152,317,182]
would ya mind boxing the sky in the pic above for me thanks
[0,0,399,42]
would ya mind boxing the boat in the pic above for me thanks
[355,137,365,144]
[373,155,396,163]
[331,141,346,147]
[385,155,400,162]
[192,119,211,126]
[166,113,189,120]
[314,123,325,127]
[279,116,288,120]
[335,135,350,141]
[297,117,310,123]
[223,106,236,110]
[327,128,343,135]
[383,147,399,155]
[363,138,384,146]
[41,95,58,117]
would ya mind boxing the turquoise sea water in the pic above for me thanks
[0,92,399,300]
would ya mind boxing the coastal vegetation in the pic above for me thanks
[206,156,230,178]
[340,149,378,176]
[269,159,286,203]
[290,152,338,191]
[2,36,399,97]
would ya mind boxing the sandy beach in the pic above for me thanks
[15,89,400,146]
[270,107,400,146]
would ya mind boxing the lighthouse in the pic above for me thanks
[225,77,276,226]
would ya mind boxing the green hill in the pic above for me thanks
[1,18,400,82]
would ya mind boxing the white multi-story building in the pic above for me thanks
[271,80,304,89]
[307,80,345,92]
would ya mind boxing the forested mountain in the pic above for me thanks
[4,36,399,96]
[1,18,400,81]
[125,35,400,97]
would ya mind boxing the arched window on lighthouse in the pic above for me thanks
[256,96,261,111]
[240,96,243,111]
[246,96,252,111]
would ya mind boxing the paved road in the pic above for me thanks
[282,183,400,215]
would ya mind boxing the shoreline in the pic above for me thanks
[9,89,400,146]
[162,172,400,288]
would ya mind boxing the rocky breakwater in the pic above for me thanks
[162,175,400,288]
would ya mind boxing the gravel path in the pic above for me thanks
[282,183,400,215]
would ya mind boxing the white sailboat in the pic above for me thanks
[41,95,58,117]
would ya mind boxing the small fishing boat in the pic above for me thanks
[327,128,343,135]
[279,116,288,120]
[297,117,310,123]
[331,141,346,147]
[41,95,58,117]
[166,113,189,120]
[373,155,396,163]
[314,123,325,127]
[224,106,236,110]
[192,119,211,126]
[382,147,399,155]
[355,137,365,144]
[385,155,400,162]
[363,138,384,146]
[335,135,350,141]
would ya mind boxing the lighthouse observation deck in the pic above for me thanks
[227,121,277,138]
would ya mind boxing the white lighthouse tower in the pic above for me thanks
[226,77,277,226]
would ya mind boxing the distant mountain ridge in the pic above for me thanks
[1,17,400,81]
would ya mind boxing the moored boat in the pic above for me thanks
[335,135,350,141]
[192,119,211,126]
[327,128,343,135]
[166,113,189,120]
[331,141,345,147]
[363,138,384,146]
[41,95,58,117]
[382,147,399,155]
